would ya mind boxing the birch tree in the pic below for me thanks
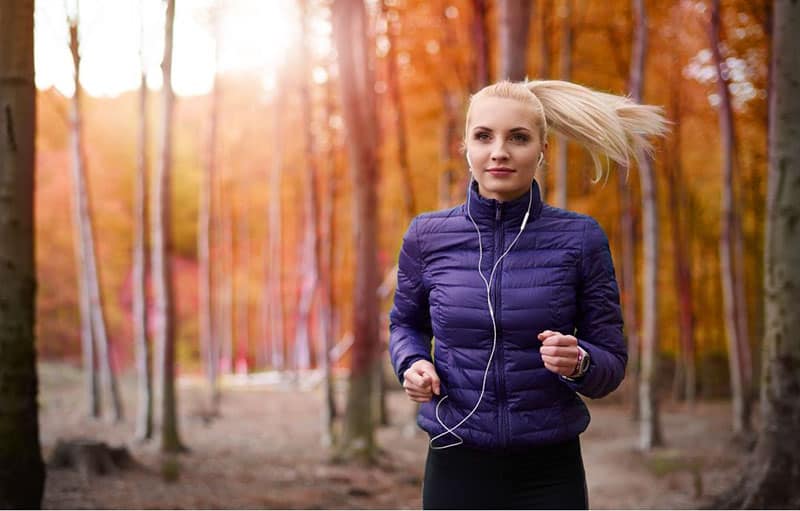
[134,0,153,440]
[67,8,122,423]
[710,0,753,436]
[630,0,662,450]
[151,0,184,452]
[553,0,573,209]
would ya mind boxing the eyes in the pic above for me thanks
[473,130,531,144]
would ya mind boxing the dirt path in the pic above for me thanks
[38,363,745,509]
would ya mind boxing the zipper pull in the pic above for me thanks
[495,205,501,222]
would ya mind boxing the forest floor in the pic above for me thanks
[39,362,749,509]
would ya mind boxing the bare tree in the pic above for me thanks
[553,0,573,209]
[381,0,416,220]
[630,0,662,450]
[0,1,46,506]
[471,0,490,89]
[67,9,122,423]
[134,0,153,440]
[710,0,753,436]
[319,59,340,447]
[151,0,185,452]
[715,1,800,506]
[331,0,382,462]
[262,63,287,372]
[666,5,695,406]
[498,0,533,81]
[199,1,221,411]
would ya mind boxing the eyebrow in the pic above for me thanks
[473,126,532,133]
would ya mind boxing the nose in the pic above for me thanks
[490,141,510,162]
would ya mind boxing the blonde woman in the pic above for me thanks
[389,79,667,509]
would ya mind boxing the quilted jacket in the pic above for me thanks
[389,179,626,450]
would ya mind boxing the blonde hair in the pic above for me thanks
[464,80,668,180]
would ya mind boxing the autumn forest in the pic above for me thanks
[1,0,798,509]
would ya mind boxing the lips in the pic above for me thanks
[487,167,515,175]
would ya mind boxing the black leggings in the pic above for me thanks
[422,438,588,510]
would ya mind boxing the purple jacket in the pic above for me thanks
[389,180,626,450]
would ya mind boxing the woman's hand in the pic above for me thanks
[538,330,580,377]
[403,359,441,403]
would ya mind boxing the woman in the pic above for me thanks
[388,79,667,509]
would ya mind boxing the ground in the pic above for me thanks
[38,363,747,509]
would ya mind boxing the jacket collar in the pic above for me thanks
[463,178,544,226]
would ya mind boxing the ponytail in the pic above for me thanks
[526,80,668,179]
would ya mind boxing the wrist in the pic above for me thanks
[567,346,590,379]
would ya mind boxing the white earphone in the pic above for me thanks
[430,170,535,449]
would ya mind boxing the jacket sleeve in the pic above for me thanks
[561,219,627,398]
[388,217,434,385]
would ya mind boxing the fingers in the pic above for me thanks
[539,332,578,346]
[538,331,579,377]
[403,360,441,403]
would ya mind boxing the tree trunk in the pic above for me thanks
[331,0,382,463]
[220,178,234,374]
[617,168,640,418]
[470,0,490,90]
[68,19,123,423]
[553,0,573,209]
[715,1,800,506]
[382,0,416,221]
[0,1,46,506]
[630,0,662,450]
[498,0,532,81]
[152,0,184,453]
[134,7,153,440]
[264,67,286,372]
[319,67,339,447]
[235,199,251,375]
[665,39,696,406]
[199,13,220,411]
[710,0,752,436]
[534,0,551,199]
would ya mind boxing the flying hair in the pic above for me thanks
[464,80,669,181]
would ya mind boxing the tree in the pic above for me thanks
[710,0,753,437]
[134,0,153,440]
[665,4,696,406]
[151,0,185,453]
[0,0,46,506]
[331,0,382,463]
[67,9,123,423]
[553,0,573,209]
[630,0,662,450]
[199,1,221,412]
[716,0,800,506]
[498,0,532,81]
[470,0,490,90]
[263,62,286,372]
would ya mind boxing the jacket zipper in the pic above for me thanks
[493,204,509,449]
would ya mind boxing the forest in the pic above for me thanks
[1,0,798,509]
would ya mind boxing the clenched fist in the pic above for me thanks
[538,330,581,377]
[402,359,441,403]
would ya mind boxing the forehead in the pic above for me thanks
[468,96,540,131]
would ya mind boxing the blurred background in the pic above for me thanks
[8,0,788,508]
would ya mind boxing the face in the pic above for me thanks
[465,96,546,202]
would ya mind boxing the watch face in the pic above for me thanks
[581,353,590,372]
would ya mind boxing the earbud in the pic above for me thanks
[466,152,473,169]
[537,152,544,168]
